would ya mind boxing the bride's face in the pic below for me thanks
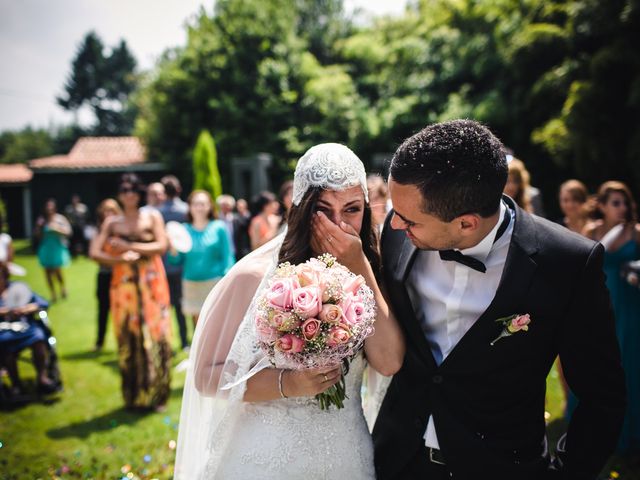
[313,186,365,234]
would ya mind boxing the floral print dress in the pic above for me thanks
[109,238,172,409]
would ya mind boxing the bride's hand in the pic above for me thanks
[311,212,366,272]
[282,366,341,397]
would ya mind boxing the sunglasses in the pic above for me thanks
[119,186,138,194]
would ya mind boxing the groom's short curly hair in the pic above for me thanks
[390,119,508,222]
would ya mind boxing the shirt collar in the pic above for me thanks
[460,201,507,262]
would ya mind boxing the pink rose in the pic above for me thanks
[343,274,366,296]
[275,333,305,353]
[339,293,364,325]
[269,311,300,332]
[326,325,352,347]
[266,278,300,310]
[296,264,319,287]
[301,318,322,340]
[256,317,279,343]
[507,314,531,333]
[293,286,322,319]
[318,304,343,324]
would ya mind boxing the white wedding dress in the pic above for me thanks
[213,353,375,479]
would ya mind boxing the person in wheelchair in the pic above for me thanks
[0,263,59,396]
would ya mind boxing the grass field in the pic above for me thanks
[0,239,636,479]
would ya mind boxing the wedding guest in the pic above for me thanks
[216,194,237,258]
[584,180,640,454]
[249,191,281,250]
[64,194,90,256]
[0,217,13,263]
[140,182,166,213]
[367,174,390,232]
[35,199,71,302]
[557,180,591,416]
[504,158,533,212]
[90,199,122,351]
[558,179,590,233]
[236,198,250,218]
[168,191,234,328]
[157,175,189,350]
[279,180,294,225]
[90,174,172,411]
[0,264,57,396]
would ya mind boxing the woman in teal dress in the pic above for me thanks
[168,190,234,330]
[585,181,640,454]
[35,199,71,302]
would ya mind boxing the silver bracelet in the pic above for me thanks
[278,369,288,399]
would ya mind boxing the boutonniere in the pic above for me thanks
[490,314,531,346]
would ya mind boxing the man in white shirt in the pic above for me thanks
[373,120,625,480]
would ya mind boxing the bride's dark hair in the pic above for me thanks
[278,186,381,275]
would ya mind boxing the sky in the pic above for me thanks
[0,0,407,132]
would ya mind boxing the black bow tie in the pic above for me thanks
[439,249,487,273]
[438,206,512,274]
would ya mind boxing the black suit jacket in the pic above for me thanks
[373,197,626,480]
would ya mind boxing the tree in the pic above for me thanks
[532,0,640,190]
[135,0,358,188]
[0,127,54,164]
[57,32,138,135]
[193,130,223,201]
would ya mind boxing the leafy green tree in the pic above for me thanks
[57,32,138,135]
[193,130,223,201]
[135,0,358,189]
[135,0,640,209]
[533,0,640,190]
[0,127,54,164]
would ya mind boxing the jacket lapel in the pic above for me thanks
[438,199,539,371]
[390,230,438,370]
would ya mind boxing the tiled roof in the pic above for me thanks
[0,163,33,184]
[30,137,146,169]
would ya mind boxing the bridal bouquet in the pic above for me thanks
[255,254,376,409]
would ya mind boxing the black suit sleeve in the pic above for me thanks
[557,243,626,479]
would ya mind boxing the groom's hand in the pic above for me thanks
[311,211,366,272]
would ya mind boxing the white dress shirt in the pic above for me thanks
[406,202,514,449]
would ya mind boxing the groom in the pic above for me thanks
[373,120,626,480]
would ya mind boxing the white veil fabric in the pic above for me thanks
[174,143,386,479]
[175,234,282,479]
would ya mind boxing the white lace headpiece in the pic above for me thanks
[292,143,368,206]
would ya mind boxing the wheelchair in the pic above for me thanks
[0,303,63,404]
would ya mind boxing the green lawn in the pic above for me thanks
[2,240,192,479]
[0,240,636,479]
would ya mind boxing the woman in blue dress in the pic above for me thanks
[168,190,234,331]
[35,199,71,302]
[584,181,640,454]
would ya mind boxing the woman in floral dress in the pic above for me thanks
[90,174,172,410]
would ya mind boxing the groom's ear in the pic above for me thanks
[457,214,480,236]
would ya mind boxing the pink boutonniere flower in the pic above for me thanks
[490,314,531,346]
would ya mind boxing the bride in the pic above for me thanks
[175,143,405,479]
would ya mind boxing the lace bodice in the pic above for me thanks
[210,353,375,479]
